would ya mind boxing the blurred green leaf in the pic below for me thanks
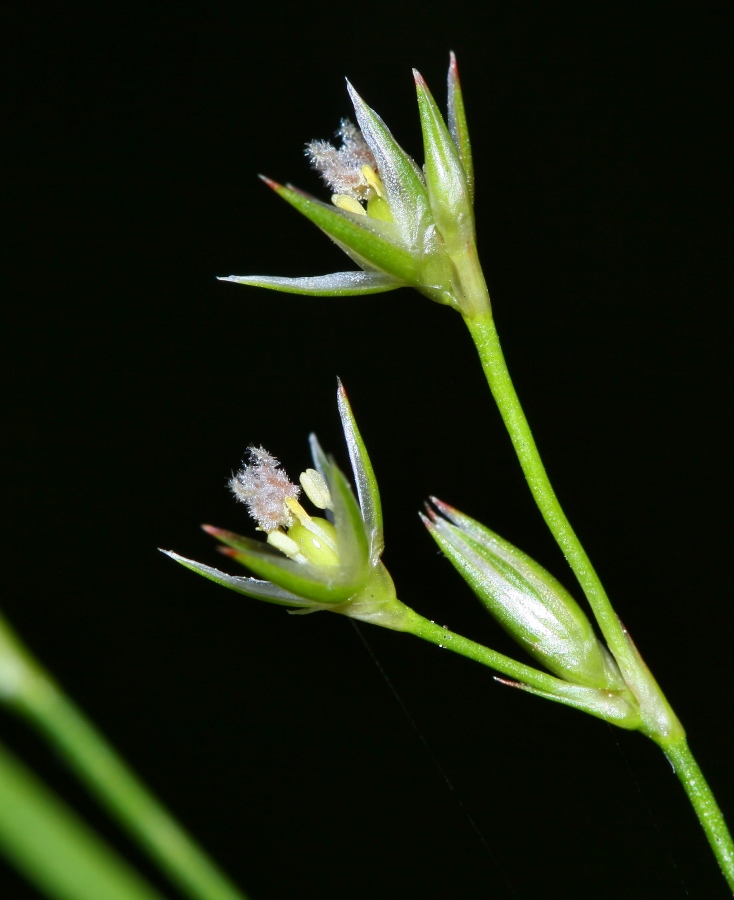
[0,739,164,900]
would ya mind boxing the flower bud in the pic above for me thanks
[423,499,624,690]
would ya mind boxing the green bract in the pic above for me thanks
[164,384,409,629]
[220,54,490,319]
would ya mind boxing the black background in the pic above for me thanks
[4,3,734,898]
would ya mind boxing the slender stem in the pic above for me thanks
[14,674,249,900]
[462,309,685,741]
[664,738,734,892]
[463,312,633,669]
[461,308,734,887]
[397,608,641,729]
[401,607,570,692]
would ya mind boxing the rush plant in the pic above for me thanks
[177,53,734,891]
[1,53,731,899]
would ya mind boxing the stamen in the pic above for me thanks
[285,492,337,553]
[285,496,311,520]
[299,469,333,510]
[362,165,386,200]
[332,195,366,216]
[267,530,306,562]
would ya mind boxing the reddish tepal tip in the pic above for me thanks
[418,510,435,529]
[449,51,459,79]
[258,174,282,191]
[494,677,527,691]
[422,502,439,524]
[217,546,239,558]
[201,524,224,537]
[429,496,455,516]
[412,68,427,88]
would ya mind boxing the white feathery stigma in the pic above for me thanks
[305,119,378,201]
[229,446,301,533]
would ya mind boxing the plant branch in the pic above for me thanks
[463,311,634,670]
[664,739,734,892]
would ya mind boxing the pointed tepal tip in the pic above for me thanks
[494,677,526,691]
[345,79,362,108]
[345,79,369,112]
[258,174,282,191]
[448,52,461,90]
[421,502,440,525]
[418,511,434,530]
[218,546,239,559]
[428,496,454,516]
[412,68,427,88]
[336,376,347,397]
[201,524,223,537]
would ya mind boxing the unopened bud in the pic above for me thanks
[423,500,624,690]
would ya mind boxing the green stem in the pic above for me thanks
[459,308,734,887]
[463,311,634,670]
[13,673,249,900]
[664,738,734,892]
[401,608,570,691]
[462,309,684,742]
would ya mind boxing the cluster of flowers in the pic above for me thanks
[166,55,676,736]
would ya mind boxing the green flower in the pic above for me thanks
[163,384,408,628]
[220,54,490,319]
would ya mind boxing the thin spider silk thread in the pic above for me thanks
[350,620,516,897]
[606,724,689,897]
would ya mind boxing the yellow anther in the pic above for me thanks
[299,469,333,510]
[362,165,386,200]
[332,194,367,216]
[267,530,305,562]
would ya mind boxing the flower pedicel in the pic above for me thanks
[166,383,645,730]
